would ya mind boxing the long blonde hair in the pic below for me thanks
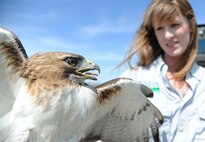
[121,0,198,80]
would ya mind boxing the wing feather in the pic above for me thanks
[0,27,28,117]
[83,78,163,142]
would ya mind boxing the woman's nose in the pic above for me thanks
[165,29,174,39]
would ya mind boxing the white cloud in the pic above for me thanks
[79,16,136,38]
[19,35,94,56]
[86,52,124,62]
[39,37,91,51]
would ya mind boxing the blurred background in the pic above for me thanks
[0,0,205,83]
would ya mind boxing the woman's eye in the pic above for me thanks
[155,26,163,31]
[64,58,78,67]
[171,23,180,27]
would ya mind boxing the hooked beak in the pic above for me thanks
[76,59,100,80]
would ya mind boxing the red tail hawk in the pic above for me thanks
[0,27,163,142]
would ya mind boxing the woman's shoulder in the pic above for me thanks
[191,63,205,78]
[120,65,157,80]
[120,56,164,80]
[197,65,205,80]
[120,67,139,79]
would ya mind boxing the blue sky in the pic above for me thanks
[0,0,205,83]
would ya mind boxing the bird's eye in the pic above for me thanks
[64,57,78,67]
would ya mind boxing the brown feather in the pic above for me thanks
[1,43,25,74]
[18,52,82,106]
[96,78,122,105]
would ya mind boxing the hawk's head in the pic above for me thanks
[21,52,100,83]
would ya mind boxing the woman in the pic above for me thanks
[120,0,205,141]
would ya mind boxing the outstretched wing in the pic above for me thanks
[83,78,163,142]
[0,27,28,117]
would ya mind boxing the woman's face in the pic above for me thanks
[153,14,192,59]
